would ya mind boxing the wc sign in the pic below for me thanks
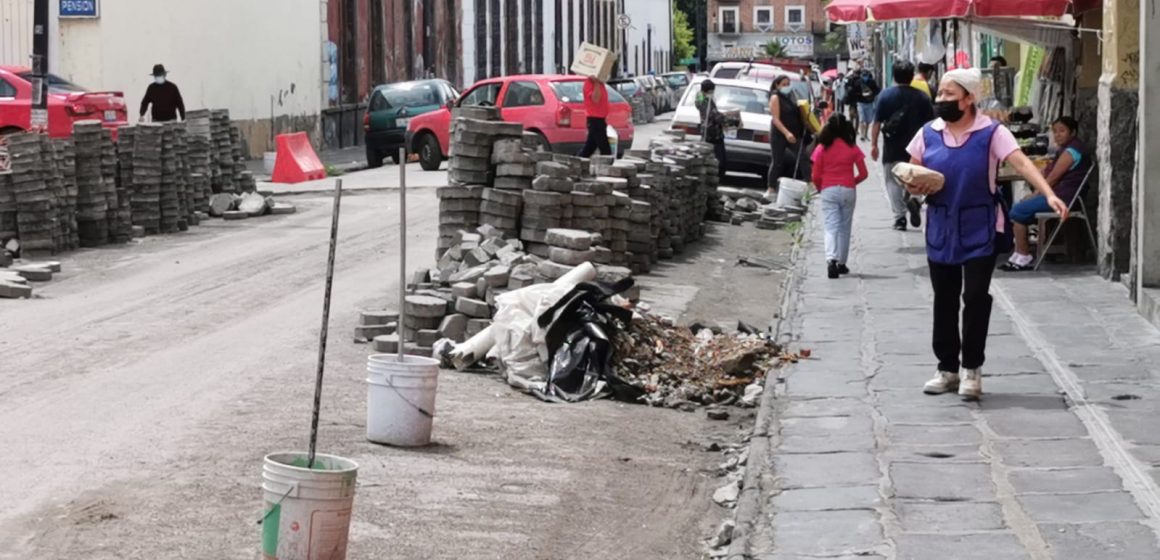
[60,0,100,18]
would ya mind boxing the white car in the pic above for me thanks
[709,62,788,82]
[670,77,776,178]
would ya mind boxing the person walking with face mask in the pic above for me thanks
[139,64,186,123]
[904,68,1068,400]
[767,75,810,192]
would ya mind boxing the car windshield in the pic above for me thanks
[551,80,626,103]
[664,74,689,88]
[376,82,442,109]
[682,84,770,115]
[609,81,638,95]
[18,72,86,93]
[713,68,741,79]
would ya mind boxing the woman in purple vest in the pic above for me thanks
[904,69,1069,400]
[1000,116,1092,271]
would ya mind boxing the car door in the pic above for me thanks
[498,79,552,141]
[0,73,30,132]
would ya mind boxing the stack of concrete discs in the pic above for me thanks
[131,123,163,234]
[491,137,535,191]
[479,187,522,241]
[7,134,56,257]
[159,123,181,233]
[73,121,110,247]
[434,184,483,258]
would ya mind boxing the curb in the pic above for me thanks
[724,201,816,560]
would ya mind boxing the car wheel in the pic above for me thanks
[366,144,384,169]
[417,133,443,171]
[526,131,551,153]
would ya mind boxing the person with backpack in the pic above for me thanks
[855,68,880,141]
[871,60,935,231]
[903,68,1068,400]
[811,114,868,279]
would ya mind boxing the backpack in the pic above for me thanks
[881,104,909,139]
[859,74,877,102]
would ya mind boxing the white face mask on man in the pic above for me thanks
[154,76,167,85]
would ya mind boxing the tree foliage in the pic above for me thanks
[764,41,786,58]
[673,2,695,63]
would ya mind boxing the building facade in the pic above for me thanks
[705,0,829,63]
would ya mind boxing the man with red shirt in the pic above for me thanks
[578,75,612,157]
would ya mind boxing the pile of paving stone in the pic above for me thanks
[74,121,115,246]
[0,259,61,298]
[5,134,57,258]
[715,188,806,230]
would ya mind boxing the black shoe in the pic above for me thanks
[906,197,922,228]
[827,260,840,279]
[893,218,907,231]
[837,264,850,275]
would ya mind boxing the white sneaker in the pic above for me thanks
[923,371,960,395]
[959,368,983,400]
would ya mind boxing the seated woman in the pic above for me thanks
[1000,116,1092,271]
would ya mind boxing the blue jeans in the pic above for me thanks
[1010,194,1052,225]
[822,187,857,264]
[857,102,876,124]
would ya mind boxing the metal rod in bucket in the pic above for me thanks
[398,147,407,363]
[308,179,344,469]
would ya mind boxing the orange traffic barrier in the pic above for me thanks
[271,132,326,184]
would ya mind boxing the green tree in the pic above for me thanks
[764,41,786,58]
[673,2,695,65]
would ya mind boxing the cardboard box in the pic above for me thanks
[571,42,617,81]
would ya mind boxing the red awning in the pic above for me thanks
[825,0,1100,22]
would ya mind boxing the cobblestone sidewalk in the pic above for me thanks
[739,166,1160,559]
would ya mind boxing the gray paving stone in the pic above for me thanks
[1039,521,1160,560]
[981,408,1088,439]
[775,452,881,489]
[993,438,1104,468]
[891,462,994,501]
[895,500,1005,532]
[883,444,984,464]
[1105,410,1160,445]
[770,510,883,556]
[873,389,978,408]
[1008,467,1125,495]
[1017,492,1144,523]
[779,415,877,453]
[981,372,1063,394]
[781,398,871,419]
[878,404,974,425]
[763,555,885,560]
[888,424,982,446]
[788,375,867,399]
[771,486,883,512]
[895,533,1031,560]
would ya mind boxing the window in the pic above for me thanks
[368,91,387,112]
[0,79,15,98]
[785,6,805,32]
[719,7,739,34]
[502,81,545,107]
[550,80,625,104]
[459,82,503,107]
[754,7,774,32]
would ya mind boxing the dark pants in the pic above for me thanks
[578,117,611,157]
[768,133,811,189]
[929,254,998,372]
[712,139,727,179]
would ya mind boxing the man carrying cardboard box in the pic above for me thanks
[578,75,612,157]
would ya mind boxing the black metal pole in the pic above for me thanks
[31,0,49,131]
[307,179,344,469]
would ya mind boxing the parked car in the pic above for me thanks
[642,75,670,113]
[608,77,654,123]
[669,77,775,177]
[406,74,634,171]
[364,79,458,168]
[0,66,128,138]
[660,71,692,102]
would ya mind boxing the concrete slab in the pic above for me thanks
[770,510,883,556]
[890,462,994,501]
[1038,521,1160,560]
[993,439,1104,468]
[770,486,883,512]
[895,533,1031,560]
[895,500,1005,532]
[1008,467,1126,495]
[774,452,881,489]
[1017,492,1145,523]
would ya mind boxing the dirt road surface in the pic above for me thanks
[1,123,791,559]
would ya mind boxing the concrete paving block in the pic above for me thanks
[774,452,880,489]
[594,264,632,284]
[448,264,489,284]
[466,318,491,337]
[455,297,491,318]
[463,247,492,267]
[482,188,524,207]
[895,534,1031,560]
[1038,521,1160,559]
[536,161,572,178]
[520,228,548,243]
[771,486,882,512]
[372,334,400,353]
[449,169,492,185]
[1017,492,1144,523]
[549,247,595,266]
[1007,467,1124,495]
[896,501,1005,532]
[521,216,564,230]
[573,181,613,195]
[771,510,883,556]
[475,277,489,301]
[0,280,32,298]
[537,260,574,281]
[525,242,551,259]
[355,323,397,340]
[493,177,533,190]
[11,264,52,282]
[451,282,478,299]
[508,269,536,289]
[545,228,593,250]
[479,214,519,229]
[449,155,491,172]
[522,190,566,206]
[532,176,573,192]
[437,185,486,200]
[439,198,481,213]
[405,295,451,318]
[994,438,1104,468]
[496,162,536,177]
[439,210,480,226]
[402,314,443,330]
[479,200,522,218]
[360,309,399,326]
[484,265,511,288]
[480,237,505,256]
[415,329,442,347]
[222,210,249,221]
[438,313,469,342]
[891,462,994,501]
[26,260,61,273]
[888,424,983,446]
[982,408,1089,439]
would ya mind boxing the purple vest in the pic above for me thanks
[922,123,1000,265]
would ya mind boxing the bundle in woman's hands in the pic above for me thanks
[892,163,945,195]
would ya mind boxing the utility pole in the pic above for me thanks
[31,0,49,131]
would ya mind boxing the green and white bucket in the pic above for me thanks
[261,452,358,560]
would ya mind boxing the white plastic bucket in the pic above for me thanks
[366,354,440,447]
[606,125,619,157]
[263,152,278,175]
[261,452,358,560]
[776,177,808,208]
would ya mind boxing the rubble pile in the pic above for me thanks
[611,312,782,407]
[0,109,291,265]
[716,187,806,230]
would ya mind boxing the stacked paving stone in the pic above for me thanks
[211,110,235,193]
[0,171,16,245]
[185,110,213,213]
[7,134,56,258]
[47,138,79,251]
[131,124,164,234]
[159,123,182,233]
[73,122,111,247]
[435,184,483,259]
[100,128,131,243]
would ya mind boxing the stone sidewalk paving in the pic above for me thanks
[738,166,1160,559]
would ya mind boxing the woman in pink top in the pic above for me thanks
[811,113,869,279]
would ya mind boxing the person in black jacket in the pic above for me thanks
[139,64,186,123]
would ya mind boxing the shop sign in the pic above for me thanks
[60,0,99,18]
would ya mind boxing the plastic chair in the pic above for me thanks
[1033,165,1098,271]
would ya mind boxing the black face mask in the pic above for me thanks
[935,100,965,123]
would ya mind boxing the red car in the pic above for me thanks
[0,65,129,138]
[406,74,634,171]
